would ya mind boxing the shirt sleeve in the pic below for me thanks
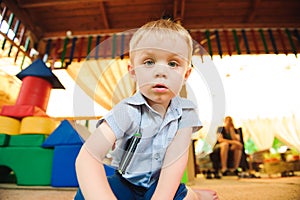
[97,101,140,139]
[178,108,202,133]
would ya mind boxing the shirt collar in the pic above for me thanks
[125,91,147,106]
[125,91,197,111]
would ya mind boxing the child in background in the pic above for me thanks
[75,19,203,200]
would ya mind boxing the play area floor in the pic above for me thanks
[0,173,299,200]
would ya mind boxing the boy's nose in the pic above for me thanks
[154,64,168,78]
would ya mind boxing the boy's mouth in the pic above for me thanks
[153,84,167,89]
[152,84,168,92]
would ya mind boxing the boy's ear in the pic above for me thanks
[128,64,137,81]
[184,67,192,81]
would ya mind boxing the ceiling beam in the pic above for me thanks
[17,0,105,8]
[42,28,129,39]
[173,0,178,20]
[186,23,300,31]
[180,0,185,23]
[173,0,185,23]
[245,0,261,23]
[3,0,43,40]
[99,1,110,29]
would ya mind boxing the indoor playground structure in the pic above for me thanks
[0,59,86,187]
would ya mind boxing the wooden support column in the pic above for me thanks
[180,84,196,184]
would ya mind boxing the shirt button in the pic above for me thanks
[154,153,160,160]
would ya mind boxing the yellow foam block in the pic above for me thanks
[0,116,20,135]
[20,117,58,135]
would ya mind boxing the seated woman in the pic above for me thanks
[215,116,243,176]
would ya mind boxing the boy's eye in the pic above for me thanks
[168,61,179,68]
[144,60,155,66]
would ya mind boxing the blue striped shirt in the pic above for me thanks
[95,91,202,188]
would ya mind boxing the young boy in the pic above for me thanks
[75,19,202,200]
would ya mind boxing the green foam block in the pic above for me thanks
[0,147,54,185]
[9,134,46,147]
[181,169,188,183]
[0,134,9,146]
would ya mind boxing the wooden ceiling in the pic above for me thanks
[4,0,300,39]
[1,0,300,61]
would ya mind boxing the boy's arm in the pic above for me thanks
[75,121,117,200]
[151,127,193,200]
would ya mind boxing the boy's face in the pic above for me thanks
[128,33,191,109]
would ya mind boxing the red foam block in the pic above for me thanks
[0,105,48,118]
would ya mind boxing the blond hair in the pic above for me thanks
[129,19,193,65]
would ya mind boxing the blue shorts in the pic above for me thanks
[74,171,187,200]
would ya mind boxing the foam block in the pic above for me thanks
[0,134,9,146]
[50,145,116,187]
[181,169,188,183]
[15,76,52,111]
[0,116,20,135]
[42,120,83,147]
[51,145,81,187]
[20,116,57,135]
[0,147,54,185]
[0,166,16,183]
[16,58,65,89]
[9,134,46,147]
[1,105,48,118]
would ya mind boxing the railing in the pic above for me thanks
[0,4,35,69]
[40,27,300,69]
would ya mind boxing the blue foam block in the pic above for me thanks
[51,145,81,187]
[43,120,83,147]
[16,58,64,89]
[51,145,116,187]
